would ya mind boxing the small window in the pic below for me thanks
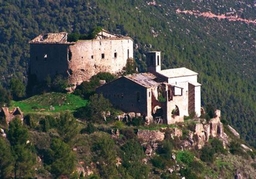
[157,55,160,65]
[68,50,72,61]
[101,53,105,59]
[44,54,47,61]
[91,55,93,59]
[114,52,117,58]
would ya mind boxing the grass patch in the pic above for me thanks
[11,92,88,114]
[138,124,176,130]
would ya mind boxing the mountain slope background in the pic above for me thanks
[1,0,256,146]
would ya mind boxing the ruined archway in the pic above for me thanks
[152,105,163,123]
[172,105,180,116]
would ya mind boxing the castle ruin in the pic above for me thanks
[29,30,133,89]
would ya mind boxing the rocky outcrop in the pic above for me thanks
[186,109,227,149]
[241,144,253,152]
[0,107,23,124]
[137,128,183,156]
[228,125,240,138]
[137,130,165,142]
[137,110,236,153]
[209,110,223,138]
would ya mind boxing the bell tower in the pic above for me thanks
[146,51,161,73]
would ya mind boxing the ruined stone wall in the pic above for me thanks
[165,76,200,120]
[30,37,133,86]
[68,38,133,85]
[166,82,189,121]
[30,44,70,81]
[97,77,148,114]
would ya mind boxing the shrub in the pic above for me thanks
[204,104,216,121]
[93,72,115,83]
[124,58,137,75]
[187,122,196,132]
[51,75,68,92]
[24,114,38,129]
[157,140,173,160]
[210,138,225,154]
[190,160,204,173]
[129,117,144,126]
[74,72,115,99]
[0,86,10,107]
[229,141,244,155]
[151,155,166,169]
[180,168,201,179]
[121,128,136,140]
[177,151,194,165]
[200,145,214,163]
[85,122,96,134]
[114,121,125,129]
[67,33,80,42]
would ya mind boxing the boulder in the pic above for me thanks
[137,130,165,142]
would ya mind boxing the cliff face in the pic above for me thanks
[137,110,227,150]
[133,110,256,178]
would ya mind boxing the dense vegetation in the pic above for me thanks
[0,0,256,148]
[1,101,256,178]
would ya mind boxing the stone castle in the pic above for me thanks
[30,30,201,124]
[29,30,133,88]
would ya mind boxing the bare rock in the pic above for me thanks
[241,144,253,152]
[137,130,165,142]
[228,125,240,138]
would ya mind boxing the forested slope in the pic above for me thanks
[1,0,256,146]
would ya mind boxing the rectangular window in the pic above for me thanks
[91,55,93,59]
[173,86,182,96]
[101,53,105,59]
[68,50,72,61]
[127,49,129,58]
[114,52,117,58]
[157,55,160,65]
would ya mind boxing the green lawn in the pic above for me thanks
[11,92,88,114]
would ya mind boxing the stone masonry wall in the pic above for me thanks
[30,44,70,81]
[30,37,133,87]
[68,38,133,85]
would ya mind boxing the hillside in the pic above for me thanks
[0,0,256,148]
[1,92,256,178]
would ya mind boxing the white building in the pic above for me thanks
[97,51,201,124]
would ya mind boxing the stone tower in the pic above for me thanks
[146,51,161,73]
